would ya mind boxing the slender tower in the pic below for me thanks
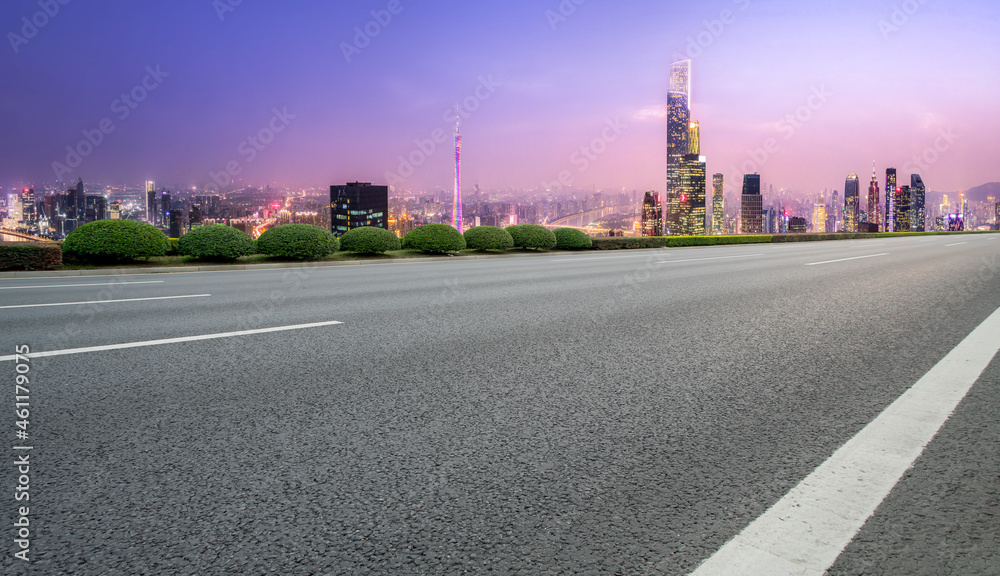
[867,162,880,231]
[452,112,463,231]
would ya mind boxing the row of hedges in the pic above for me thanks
[592,234,774,250]
[0,242,63,271]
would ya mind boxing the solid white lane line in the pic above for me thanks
[0,321,344,362]
[0,281,164,290]
[657,254,764,264]
[0,294,210,310]
[946,242,968,247]
[689,306,1000,576]
[805,253,889,266]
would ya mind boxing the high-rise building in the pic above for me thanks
[741,174,764,234]
[452,117,463,231]
[641,192,662,237]
[109,201,122,220]
[868,163,881,231]
[19,188,36,229]
[666,59,692,235]
[813,204,827,233]
[160,192,172,228]
[712,174,724,235]
[885,168,897,232]
[146,181,157,225]
[689,121,700,156]
[844,174,860,233]
[910,174,926,232]
[330,182,389,237]
[894,186,911,232]
[677,153,707,235]
[995,201,1000,230]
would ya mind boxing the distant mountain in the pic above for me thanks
[964,182,1000,203]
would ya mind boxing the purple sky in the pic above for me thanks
[2,0,998,197]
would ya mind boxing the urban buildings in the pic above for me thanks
[885,168,897,232]
[145,180,156,225]
[641,191,662,237]
[677,152,706,236]
[712,174,724,235]
[844,173,859,233]
[330,182,389,237]
[813,204,827,233]
[894,185,911,232]
[868,163,881,231]
[741,174,764,234]
[910,175,926,232]
[666,59,691,235]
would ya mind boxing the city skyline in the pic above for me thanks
[2,1,998,198]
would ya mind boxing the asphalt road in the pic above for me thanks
[2,234,999,575]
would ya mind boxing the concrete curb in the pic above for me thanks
[0,250,565,279]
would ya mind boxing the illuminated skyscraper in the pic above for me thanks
[868,163,881,231]
[452,115,463,231]
[910,174,926,232]
[641,192,662,237]
[741,174,763,234]
[844,174,860,233]
[145,180,157,225]
[689,121,700,156]
[813,204,827,233]
[894,186,910,232]
[666,59,692,235]
[677,153,706,235]
[712,174,724,235]
[885,168,897,232]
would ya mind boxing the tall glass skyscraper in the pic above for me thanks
[741,174,763,234]
[845,173,860,233]
[678,153,706,236]
[641,192,662,237]
[894,185,911,232]
[885,168,897,232]
[712,174,724,235]
[666,60,692,235]
[868,163,880,231]
[910,174,926,232]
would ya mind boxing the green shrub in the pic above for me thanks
[63,220,170,262]
[167,238,180,255]
[0,242,63,270]
[257,224,338,260]
[403,223,466,253]
[178,224,257,261]
[554,228,593,250]
[339,226,401,254]
[506,224,557,250]
[464,226,515,251]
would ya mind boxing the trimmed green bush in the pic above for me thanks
[506,224,557,250]
[554,228,593,250]
[339,226,401,254]
[464,226,515,251]
[0,242,63,270]
[591,235,773,250]
[403,224,466,253]
[63,220,170,262]
[167,238,180,255]
[257,224,338,260]
[178,224,257,261]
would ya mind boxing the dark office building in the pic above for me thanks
[84,195,108,223]
[330,182,389,237]
[995,202,1000,230]
[741,174,764,234]
[910,174,926,232]
[788,217,807,234]
[641,191,662,237]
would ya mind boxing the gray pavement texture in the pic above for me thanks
[1,235,998,575]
